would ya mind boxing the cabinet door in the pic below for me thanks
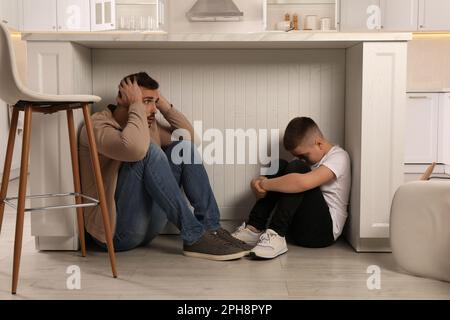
[0,0,20,30]
[339,0,381,32]
[380,0,419,31]
[418,0,450,31]
[57,0,91,31]
[90,0,116,31]
[405,93,439,163]
[22,0,57,31]
[438,93,450,171]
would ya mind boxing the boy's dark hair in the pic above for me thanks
[121,71,159,91]
[283,117,323,151]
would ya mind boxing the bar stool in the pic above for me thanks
[0,22,117,294]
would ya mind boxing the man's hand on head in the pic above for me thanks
[117,76,143,108]
[155,94,172,113]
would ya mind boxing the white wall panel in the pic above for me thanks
[92,49,346,220]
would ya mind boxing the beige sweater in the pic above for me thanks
[79,103,195,243]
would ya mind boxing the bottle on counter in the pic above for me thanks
[293,14,299,30]
[284,13,291,28]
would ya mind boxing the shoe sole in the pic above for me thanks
[183,250,248,261]
[249,248,288,260]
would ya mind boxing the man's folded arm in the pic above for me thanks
[84,103,151,162]
[159,105,201,146]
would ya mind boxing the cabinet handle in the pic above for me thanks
[420,25,424,28]
[2,20,8,24]
[408,96,429,99]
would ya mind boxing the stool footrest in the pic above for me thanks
[3,192,99,212]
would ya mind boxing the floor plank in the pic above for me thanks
[0,179,449,299]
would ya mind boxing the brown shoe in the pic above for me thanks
[216,227,254,252]
[183,231,248,261]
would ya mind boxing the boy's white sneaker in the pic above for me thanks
[250,229,288,259]
[231,222,262,247]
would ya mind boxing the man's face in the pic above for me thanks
[291,139,324,165]
[141,88,159,127]
[116,87,159,127]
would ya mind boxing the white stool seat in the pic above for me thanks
[16,88,101,105]
[0,21,100,106]
[390,180,450,282]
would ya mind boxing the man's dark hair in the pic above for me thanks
[283,117,323,151]
[110,72,159,112]
[121,71,159,91]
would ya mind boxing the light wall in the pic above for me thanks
[407,36,450,91]
[92,48,346,220]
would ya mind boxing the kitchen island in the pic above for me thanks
[22,31,411,252]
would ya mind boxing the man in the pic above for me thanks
[79,72,251,261]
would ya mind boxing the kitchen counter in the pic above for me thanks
[24,31,409,252]
[22,31,412,49]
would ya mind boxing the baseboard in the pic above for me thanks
[35,236,79,251]
[349,238,392,253]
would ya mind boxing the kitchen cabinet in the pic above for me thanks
[438,93,450,172]
[405,91,450,181]
[58,0,91,31]
[345,42,408,251]
[380,0,418,31]
[340,0,450,32]
[405,92,450,175]
[23,0,91,32]
[418,0,450,31]
[339,0,380,32]
[23,0,58,31]
[405,93,439,163]
[23,0,114,32]
[0,0,20,30]
[91,0,116,31]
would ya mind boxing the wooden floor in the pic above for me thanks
[0,182,449,300]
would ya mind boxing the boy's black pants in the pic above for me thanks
[247,159,335,248]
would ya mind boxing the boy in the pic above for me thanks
[232,117,351,259]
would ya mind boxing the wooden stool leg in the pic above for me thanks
[0,108,19,234]
[12,106,32,294]
[67,110,87,257]
[81,104,117,278]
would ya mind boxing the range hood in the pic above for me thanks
[186,0,244,22]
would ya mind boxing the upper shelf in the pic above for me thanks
[21,31,412,49]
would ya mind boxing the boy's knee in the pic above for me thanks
[264,159,289,178]
[286,159,310,174]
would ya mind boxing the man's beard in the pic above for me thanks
[147,116,155,127]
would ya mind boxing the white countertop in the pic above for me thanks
[21,31,412,49]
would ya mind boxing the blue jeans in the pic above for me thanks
[92,141,221,251]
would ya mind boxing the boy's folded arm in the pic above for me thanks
[261,165,336,193]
